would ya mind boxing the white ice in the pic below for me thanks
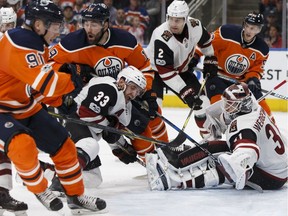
[6,108,288,216]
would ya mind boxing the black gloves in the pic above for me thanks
[179,86,203,110]
[110,138,138,164]
[203,56,218,78]
[59,63,94,85]
[141,89,158,119]
[102,116,121,144]
[247,77,261,93]
[188,53,200,71]
[57,94,77,114]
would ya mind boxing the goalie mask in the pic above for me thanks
[222,82,253,120]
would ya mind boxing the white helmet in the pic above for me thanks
[117,66,147,91]
[0,7,17,27]
[7,0,20,5]
[167,0,189,21]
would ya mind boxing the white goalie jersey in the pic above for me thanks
[74,76,132,137]
[225,106,287,180]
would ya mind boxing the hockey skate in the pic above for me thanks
[48,175,66,200]
[35,188,63,211]
[0,187,28,216]
[67,194,107,215]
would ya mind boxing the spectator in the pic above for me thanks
[142,0,160,44]
[128,16,144,45]
[61,1,77,35]
[0,0,7,7]
[264,24,282,48]
[73,0,86,23]
[260,9,279,38]
[103,0,117,24]
[111,8,130,31]
[124,0,149,31]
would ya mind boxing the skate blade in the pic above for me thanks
[71,208,108,215]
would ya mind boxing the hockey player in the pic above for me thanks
[49,3,169,161]
[0,7,17,34]
[194,12,274,122]
[0,0,106,214]
[0,7,28,216]
[145,83,287,191]
[144,0,218,136]
[49,66,147,193]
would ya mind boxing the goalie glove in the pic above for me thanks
[109,136,137,165]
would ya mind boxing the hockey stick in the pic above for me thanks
[217,74,288,100]
[48,111,169,147]
[169,74,210,146]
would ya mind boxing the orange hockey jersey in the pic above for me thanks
[0,28,75,119]
[211,24,269,81]
[49,28,154,89]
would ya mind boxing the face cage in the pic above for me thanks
[222,95,253,119]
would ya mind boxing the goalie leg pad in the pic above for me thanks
[145,153,172,191]
[218,148,257,190]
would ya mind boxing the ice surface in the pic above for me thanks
[6,108,288,216]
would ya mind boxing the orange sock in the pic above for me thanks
[149,107,168,142]
[51,137,84,196]
[7,133,47,194]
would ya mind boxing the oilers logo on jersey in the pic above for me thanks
[225,54,250,76]
[94,56,123,79]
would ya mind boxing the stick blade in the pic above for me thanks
[168,131,187,147]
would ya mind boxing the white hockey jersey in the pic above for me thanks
[144,17,214,93]
[225,106,287,180]
[74,76,132,137]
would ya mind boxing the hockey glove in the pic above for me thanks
[110,138,138,164]
[142,89,158,119]
[102,116,121,144]
[203,56,218,78]
[59,63,94,85]
[179,86,203,110]
[246,77,261,94]
[57,94,77,115]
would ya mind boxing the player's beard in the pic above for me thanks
[87,28,106,45]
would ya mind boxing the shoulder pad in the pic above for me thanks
[161,30,173,42]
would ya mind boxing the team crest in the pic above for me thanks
[161,30,173,42]
[94,57,123,79]
[225,54,250,76]
[189,19,199,27]
[229,120,238,133]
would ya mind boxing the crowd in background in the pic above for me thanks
[0,0,284,48]
[259,0,283,48]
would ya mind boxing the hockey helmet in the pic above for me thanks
[25,0,63,27]
[167,0,189,21]
[117,66,147,93]
[81,3,110,23]
[244,12,264,26]
[0,7,17,27]
[222,82,253,119]
[7,0,20,5]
